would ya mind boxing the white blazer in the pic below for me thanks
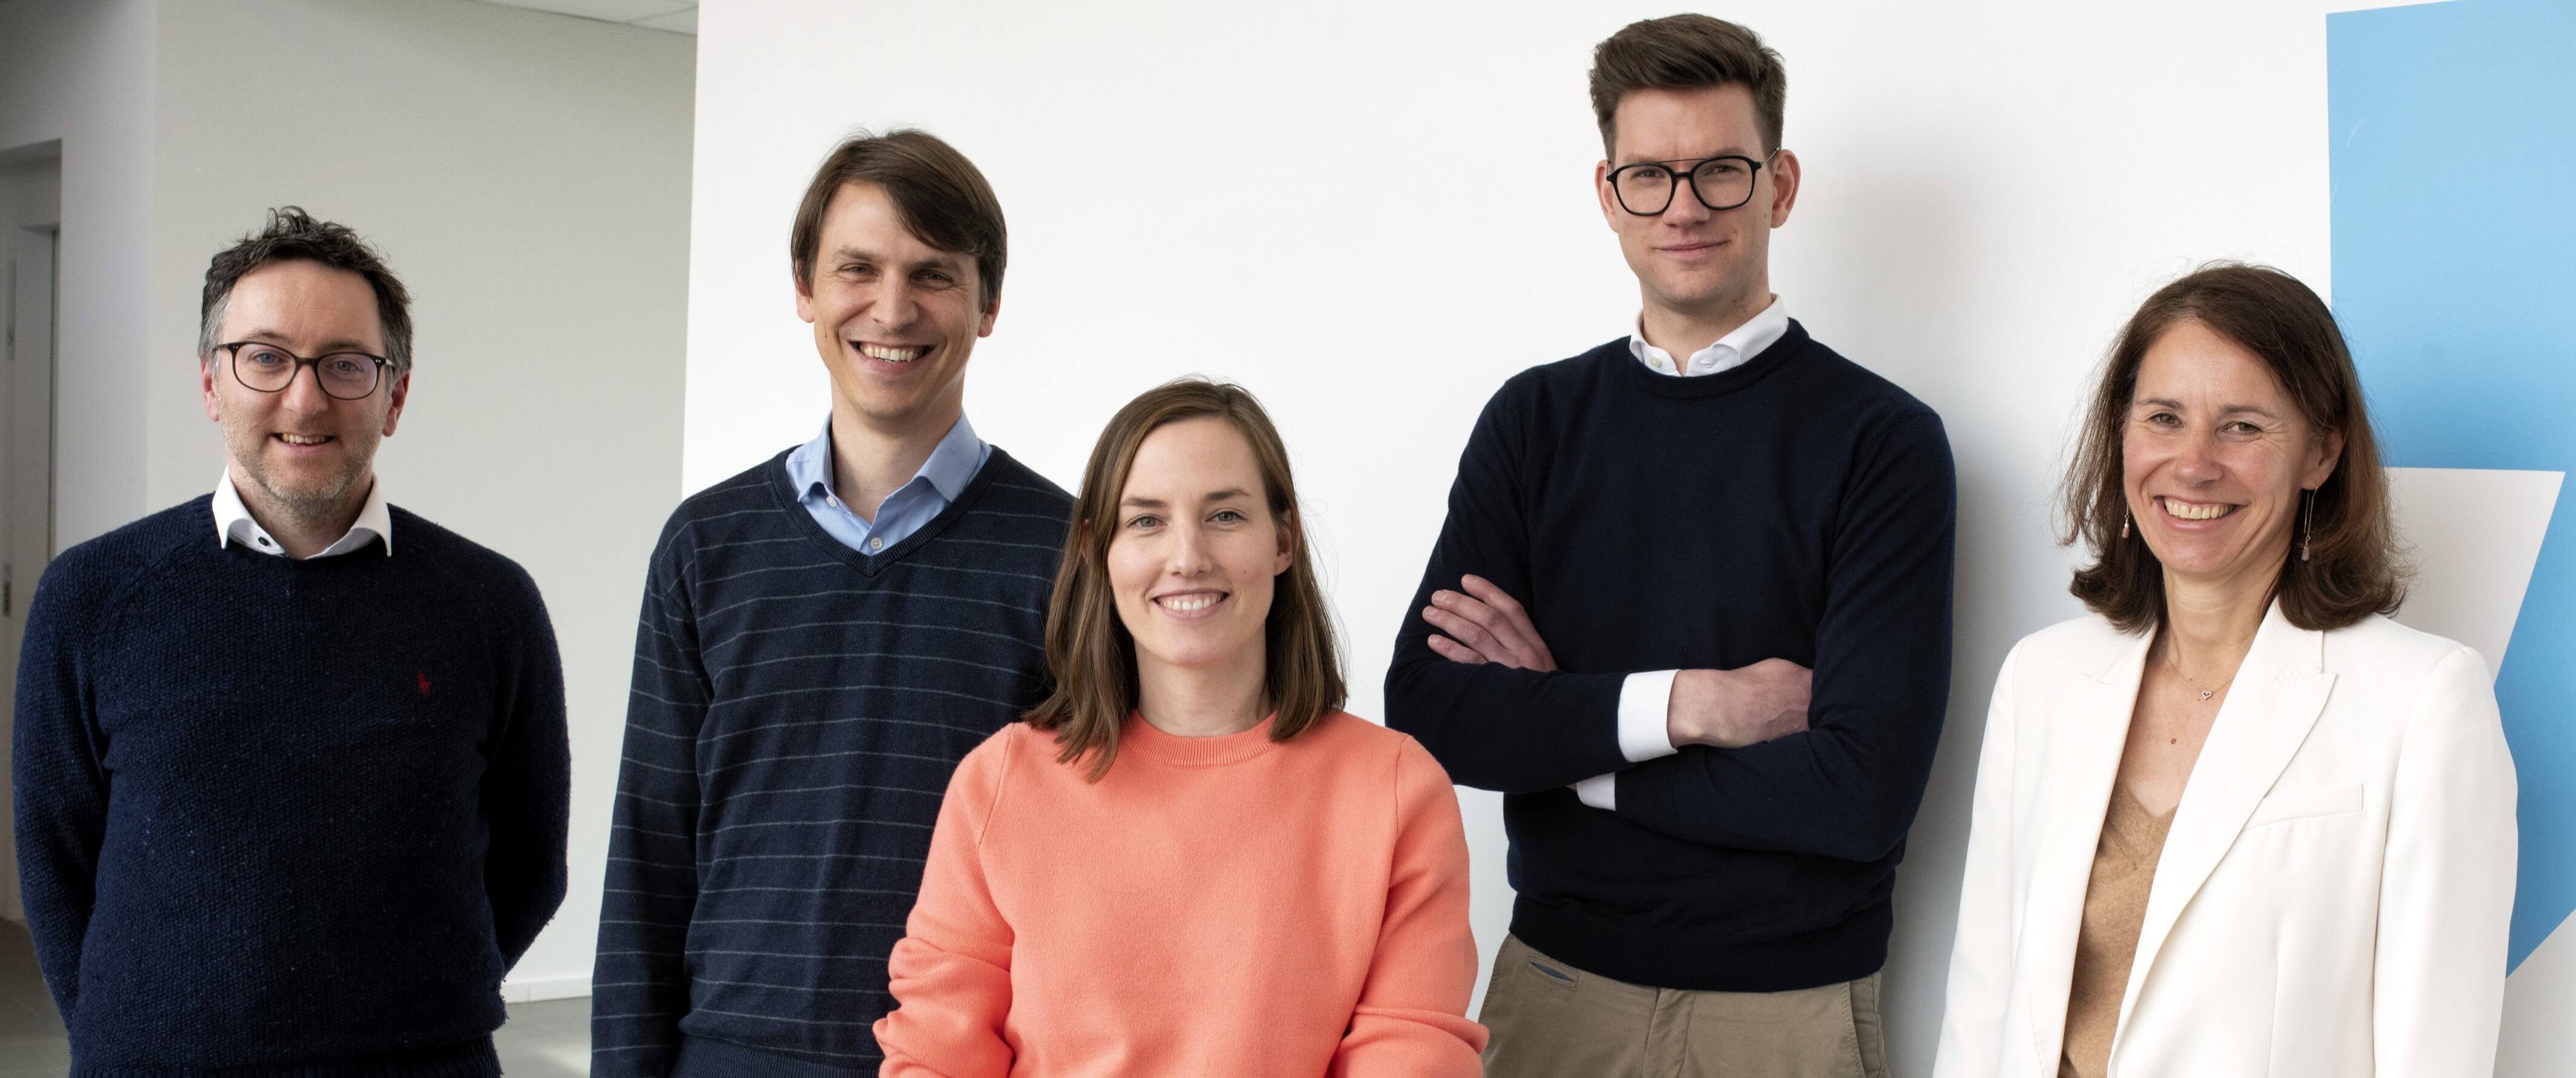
[1931,602,2517,1078]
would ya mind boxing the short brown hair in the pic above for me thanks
[2060,263,2406,633]
[1025,378,1345,780]
[789,128,1006,309]
[1588,14,1787,159]
[200,207,414,376]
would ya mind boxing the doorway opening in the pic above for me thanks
[0,140,62,925]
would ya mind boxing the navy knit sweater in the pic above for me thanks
[1386,321,1956,992]
[12,497,571,1077]
[592,447,1069,1076]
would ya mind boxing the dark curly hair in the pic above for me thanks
[198,206,414,374]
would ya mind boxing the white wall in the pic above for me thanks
[0,0,156,551]
[0,0,156,971]
[686,1,2559,1071]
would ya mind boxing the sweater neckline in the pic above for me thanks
[211,519,395,572]
[1619,318,1812,399]
[1119,710,1281,767]
[766,443,1021,576]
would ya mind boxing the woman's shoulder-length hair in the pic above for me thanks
[1023,377,1345,780]
[2060,262,2408,634]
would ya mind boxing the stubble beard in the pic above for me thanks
[231,425,376,528]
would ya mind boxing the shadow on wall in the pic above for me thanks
[1783,145,1996,1073]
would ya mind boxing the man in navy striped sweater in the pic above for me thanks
[591,130,1071,1075]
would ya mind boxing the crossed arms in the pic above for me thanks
[1382,387,1957,863]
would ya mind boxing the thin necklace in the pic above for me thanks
[2162,644,2238,702]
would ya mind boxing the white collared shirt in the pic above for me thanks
[213,471,393,559]
[1575,298,1792,812]
[1628,296,1789,378]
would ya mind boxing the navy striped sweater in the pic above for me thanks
[591,447,1070,1075]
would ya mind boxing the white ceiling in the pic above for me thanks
[474,0,696,35]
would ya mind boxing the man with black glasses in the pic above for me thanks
[1386,15,1955,1077]
[13,207,569,1076]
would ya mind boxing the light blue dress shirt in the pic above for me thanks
[784,413,990,556]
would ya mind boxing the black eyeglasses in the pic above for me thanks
[1606,150,1777,216]
[215,341,393,401]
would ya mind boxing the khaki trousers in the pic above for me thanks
[1478,935,1891,1078]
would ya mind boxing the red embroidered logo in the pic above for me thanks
[417,671,433,698]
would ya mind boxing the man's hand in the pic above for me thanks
[1421,575,1810,750]
[1668,660,1813,748]
[1421,575,1557,672]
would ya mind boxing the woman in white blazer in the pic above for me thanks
[1933,264,2518,1078]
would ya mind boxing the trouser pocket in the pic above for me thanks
[1685,971,1882,1078]
[1478,935,1650,1077]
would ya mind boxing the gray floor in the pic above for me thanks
[0,923,590,1076]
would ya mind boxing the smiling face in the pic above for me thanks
[1107,416,1295,689]
[794,181,997,437]
[2123,319,2343,594]
[1596,83,1797,329]
[200,259,407,519]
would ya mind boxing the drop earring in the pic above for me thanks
[2120,509,2130,540]
[2301,488,2315,562]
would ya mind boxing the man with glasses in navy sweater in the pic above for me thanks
[13,208,570,1076]
[1386,16,1956,1077]
[592,130,1072,1076]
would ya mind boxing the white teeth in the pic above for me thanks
[858,343,926,363]
[1160,594,1219,612]
[279,434,329,445]
[2161,497,2235,521]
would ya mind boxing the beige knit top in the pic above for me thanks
[2058,785,2177,1078]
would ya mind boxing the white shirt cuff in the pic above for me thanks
[1573,773,1618,811]
[1617,669,1683,763]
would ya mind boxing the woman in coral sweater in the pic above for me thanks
[874,378,1487,1077]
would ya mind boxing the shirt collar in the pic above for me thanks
[915,413,986,502]
[213,470,393,558]
[788,412,986,507]
[1628,296,1790,377]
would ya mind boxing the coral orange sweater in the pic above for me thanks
[874,711,1487,1077]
